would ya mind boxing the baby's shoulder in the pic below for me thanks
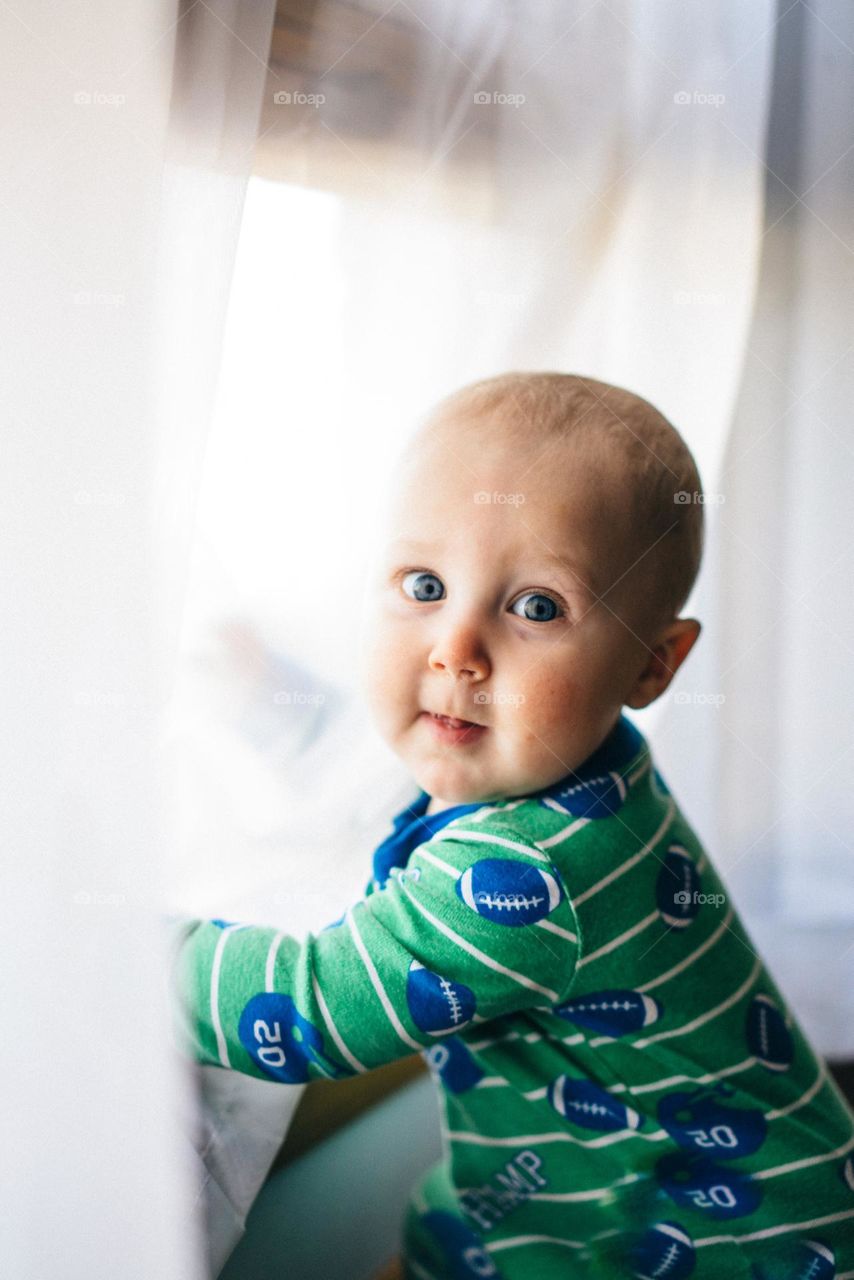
[437,764,665,849]
[413,794,621,888]
[421,765,688,892]
[422,797,561,856]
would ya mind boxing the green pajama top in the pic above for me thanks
[169,714,854,1279]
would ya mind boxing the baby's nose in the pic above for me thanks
[428,625,490,682]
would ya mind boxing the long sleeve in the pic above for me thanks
[167,813,581,1084]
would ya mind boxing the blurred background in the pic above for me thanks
[3,2,853,1277]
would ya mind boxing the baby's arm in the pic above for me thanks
[166,818,580,1083]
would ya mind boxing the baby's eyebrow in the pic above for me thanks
[534,553,600,600]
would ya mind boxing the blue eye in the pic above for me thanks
[401,570,445,602]
[510,592,562,622]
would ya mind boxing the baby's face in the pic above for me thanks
[359,414,655,811]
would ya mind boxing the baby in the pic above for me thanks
[170,373,854,1279]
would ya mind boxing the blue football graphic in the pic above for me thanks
[630,1221,696,1280]
[656,846,701,929]
[456,858,562,926]
[421,1210,500,1279]
[553,989,662,1038]
[658,1087,767,1160]
[547,770,627,819]
[656,1151,761,1220]
[548,1074,644,1133]
[751,1238,835,1280]
[790,1240,835,1280]
[237,992,342,1083]
[424,1038,484,1093]
[211,918,237,929]
[407,961,476,1035]
[746,994,794,1072]
[783,1239,835,1280]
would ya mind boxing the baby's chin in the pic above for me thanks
[413,752,581,809]
[411,756,524,810]
[411,762,495,808]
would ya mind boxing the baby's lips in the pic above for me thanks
[424,709,487,729]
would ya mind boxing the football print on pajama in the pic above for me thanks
[169,714,854,1278]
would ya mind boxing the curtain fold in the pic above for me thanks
[154,2,284,1275]
[0,4,202,1277]
[679,0,854,1057]
[0,1,275,1275]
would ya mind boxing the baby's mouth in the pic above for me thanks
[424,710,483,729]
[421,710,488,743]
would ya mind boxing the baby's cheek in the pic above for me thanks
[520,670,578,726]
[359,626,400,722]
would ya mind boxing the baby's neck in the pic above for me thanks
[424,795,460,817]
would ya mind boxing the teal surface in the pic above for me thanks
[219,1075,442,1280]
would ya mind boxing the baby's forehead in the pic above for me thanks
[397,411,628,519]
[385,417,632,575]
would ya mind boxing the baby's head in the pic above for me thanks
[359,371,703,811]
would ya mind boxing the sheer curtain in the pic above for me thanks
[673,0,854,1057]
[177,0,777,930]
[183,0,777,835]
[223,0,778,695]
[168,2,779,1271]
[0,1,273,1277]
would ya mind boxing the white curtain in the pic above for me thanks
[180,0,776,816]
[658,0,854,1057]
[0,1,274,1277]
[167,2,780,1270]
[175,0,777,931]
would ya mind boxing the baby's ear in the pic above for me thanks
[624,618,702,710]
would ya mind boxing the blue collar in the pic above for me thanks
[371,791,483,889]
[370,713,646,888]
